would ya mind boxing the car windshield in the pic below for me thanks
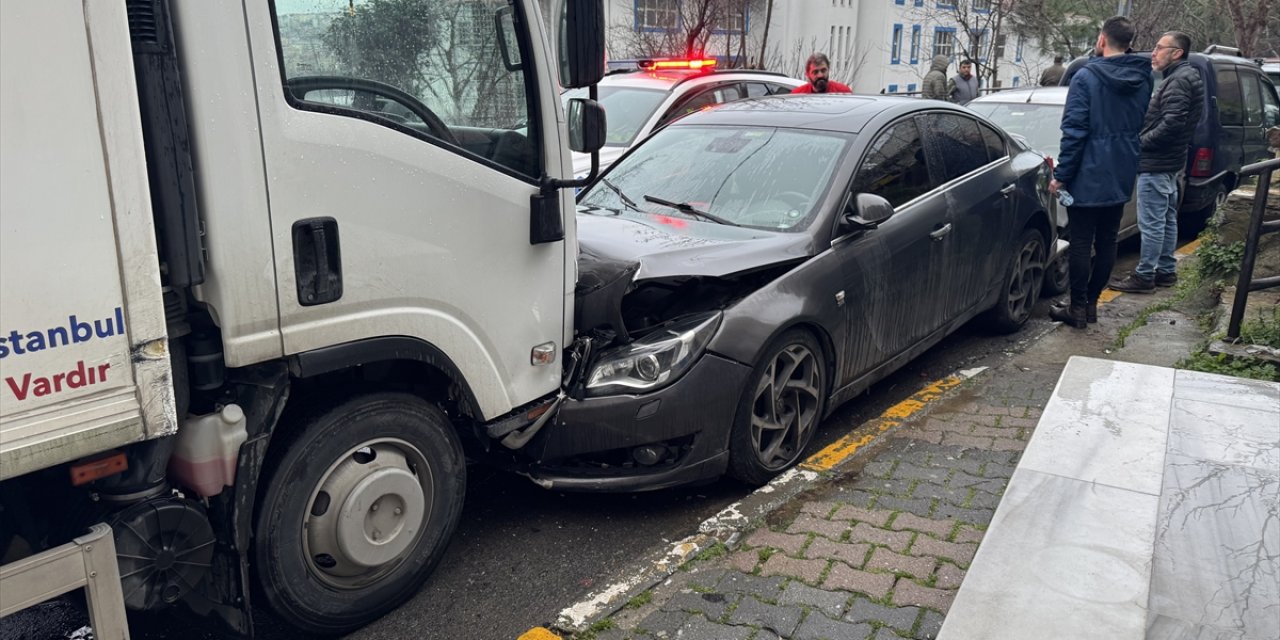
[968,102,1063,159]
[562,86,668,146]
[579,125,849,231]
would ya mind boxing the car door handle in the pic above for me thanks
[1000,183,1018,196]
[929,223,953,241]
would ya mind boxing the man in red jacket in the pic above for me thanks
[792,53,853,94]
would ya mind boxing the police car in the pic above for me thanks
[563,58,804,178]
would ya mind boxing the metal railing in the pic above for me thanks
[1227,157,1280,340]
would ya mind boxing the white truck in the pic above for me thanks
[0,0,604,636]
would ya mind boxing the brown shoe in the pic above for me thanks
[1049,303,1087,329]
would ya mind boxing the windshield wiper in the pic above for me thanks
[599,178,642,212]
[643,194,739,226]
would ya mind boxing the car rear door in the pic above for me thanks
[919,112,1016,320]
[835,115,952,384]
[1239,67,1279,165]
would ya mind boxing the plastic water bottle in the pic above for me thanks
[1057,189,1074,207]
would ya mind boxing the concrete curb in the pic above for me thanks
[551,367,990,634]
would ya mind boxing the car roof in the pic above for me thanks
[598,68,803,92]
[969,86,1068,106]
[666,94,967,134]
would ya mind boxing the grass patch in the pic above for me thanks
[756,547,777,564]
[693,541,728,564]
[624,591,652,609]
[1177,351,1280,381]
[1238,307,1280,348]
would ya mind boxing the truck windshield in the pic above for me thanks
[579,126,849,231]
[561,86,668,146]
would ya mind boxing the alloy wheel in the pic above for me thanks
[749,344,822,470]
[1005,236,1045,324]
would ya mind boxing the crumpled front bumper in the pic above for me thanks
[519,352,751,492]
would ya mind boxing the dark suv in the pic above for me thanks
[1061,48,1279,219]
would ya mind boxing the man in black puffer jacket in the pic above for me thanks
[1110,31,1205,293]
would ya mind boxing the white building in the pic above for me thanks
[598,0,1061,95]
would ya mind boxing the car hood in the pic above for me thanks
[576,206,815,282]
[571,148,628,177]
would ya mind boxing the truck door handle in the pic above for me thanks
[929,223,953,241]
[292,217,343,306]
[1000,183,1018,196]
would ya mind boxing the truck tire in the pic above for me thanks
[253,393,465,636]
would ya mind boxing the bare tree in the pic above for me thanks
[908,0,1017,87]
[611,0,763,65]
[1223,0,1272,56]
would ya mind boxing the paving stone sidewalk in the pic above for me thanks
[584,364,1063,640]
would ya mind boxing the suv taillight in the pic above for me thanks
[1190,147,1212,177]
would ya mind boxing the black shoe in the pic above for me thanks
[1155,272,1178,287]
[1049,303,1087,329]
[1109,273,1155,294]
[1086,301,1098,324]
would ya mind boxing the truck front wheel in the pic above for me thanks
[253,393,465,635]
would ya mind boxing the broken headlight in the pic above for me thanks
[585,312,722,396]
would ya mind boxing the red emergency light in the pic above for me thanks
[638,58,719,71]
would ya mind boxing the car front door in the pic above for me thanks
[834,116,952,385]
[920,112,1015,320]
[1240,68,1279,165]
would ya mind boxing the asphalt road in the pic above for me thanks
[8,242,1169,640]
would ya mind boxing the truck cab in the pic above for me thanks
[0,0,605,635]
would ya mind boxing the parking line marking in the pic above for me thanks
[801,367,985,472]
[518,627,561,640]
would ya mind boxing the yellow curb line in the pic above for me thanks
[518,627,562,640]
[800,373,970,472]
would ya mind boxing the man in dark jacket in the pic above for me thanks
[1048,16,1154,328]
[922,55,950,100]
[1110,31,1205,293]
[1039,56,1066,86]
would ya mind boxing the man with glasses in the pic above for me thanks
[1110,31,1204,293]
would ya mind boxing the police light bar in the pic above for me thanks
[637,58,718,71]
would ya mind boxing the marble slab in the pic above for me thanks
[1174,369,1280,414]
[1018,357,1175,496]
[1169,399,1280,473]
[1147,453,1280,638]
[938,468,1160,640]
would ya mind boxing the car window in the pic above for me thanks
[967,101,1063,159]
[1260,78,1280,127]
[979,122,1007,161]
[562,85,668,146]
[746,82,771,98]
[657,85,743,128]
[928,113,992,181]
[849,117,931,208]
[578,126,848,231]
[271,0,542,178]
[1240,71,1265,127]
[768,83,795,95]
[1217,65,1244,126]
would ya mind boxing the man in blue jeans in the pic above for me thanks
[1110,31,1204,293]
[1048,16,1153,328]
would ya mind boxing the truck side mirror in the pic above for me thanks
[568,98,606,153]
[842,193,895,229]
[559,0,605,89]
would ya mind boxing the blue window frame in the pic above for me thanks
[910,25,921,64]
[1012,77,1021,87]
[895,0,905,5]
[891,24,903,64]
[970,28,990,62]
[933,27,956,59]
[936,1,956,9]
[914,0,923,5]
[907,83,917,92]
[1016,35,1025,62]
[973,0,992,14]
[888,84,899,93]
[634,0,678,33]
[711,4,749,35]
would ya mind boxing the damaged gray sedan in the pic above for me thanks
[519,95,1054,491]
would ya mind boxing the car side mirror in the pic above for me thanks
[568,98,606,153]
[843,193,895,229]
[559,0,605,89]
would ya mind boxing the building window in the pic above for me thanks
[969,28,988,61]
[973,0,992,12]
[888,84,899,93]
[994,34,1006,59]
[910,25,921,64]
[891,24,903,64]
[933,28,955,59]
[937,1,956,9]
[1016,35,1025,62]
[1012,77,1020,87]
[908,83,917,92]
[896,0,905,5]
[636,0,678,31]
[720,4,746,34]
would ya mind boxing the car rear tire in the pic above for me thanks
[985,228,1045,333]
[253,393,465,636]
[727,329,826,486]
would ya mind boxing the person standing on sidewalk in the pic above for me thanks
[1109,31,1204,294]
[1040,55,1066,86]
[922,55,951,100]
[949,59,980,104]
[1048,16,1153,328]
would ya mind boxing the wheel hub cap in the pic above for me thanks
[335,467,425,567]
